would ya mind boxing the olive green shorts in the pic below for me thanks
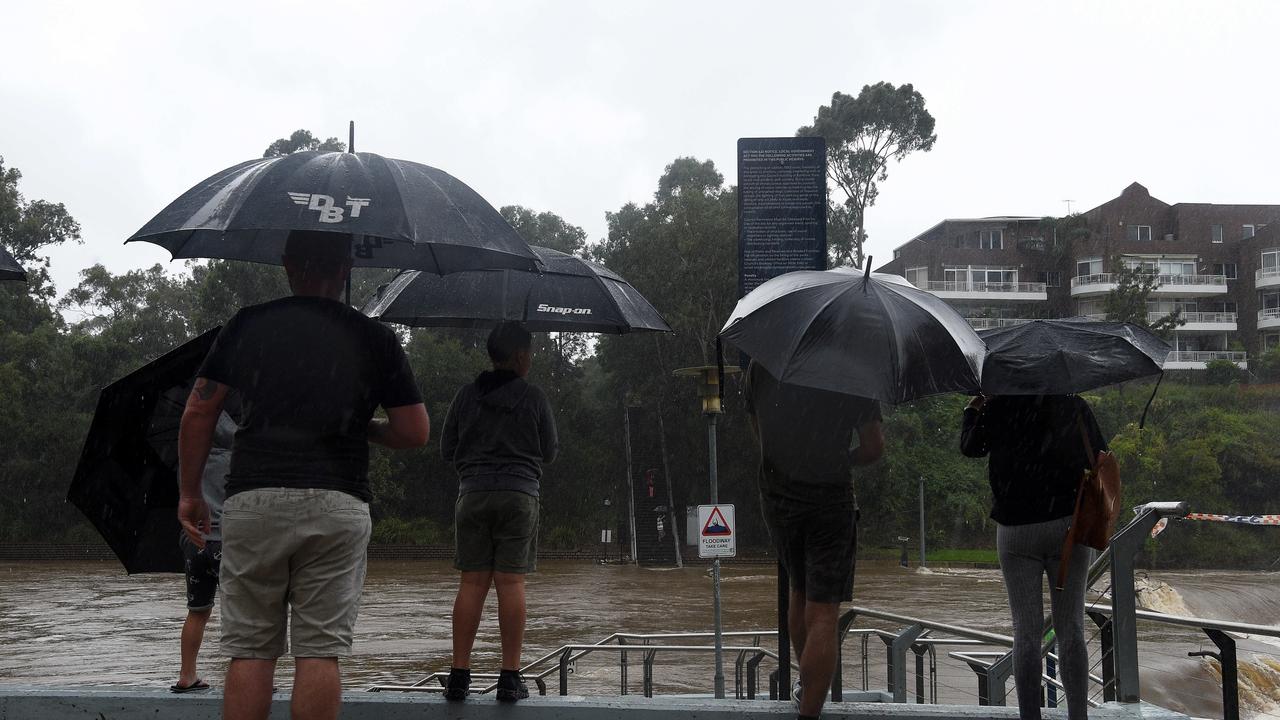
[454,490,539,574]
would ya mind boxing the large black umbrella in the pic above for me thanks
[978,318,1170,395]
[125,151,539,274]
[719,268,985,403]
[67,328,220,573]
[363,245,671,334]
[0,246,25,281]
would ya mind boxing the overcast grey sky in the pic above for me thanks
[4,0,1279,294]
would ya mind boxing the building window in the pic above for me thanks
[1036,271,1062,287]
[1126,225,1152,242]
[1076,257,1102,277]
[905,266,928,288]
[1076,298,1105,317]
[1243,224,1256,239]
[979,229,1003,250]
[1211,224,1223,243]
[1261,249,1279,271]
[1210,263,1237,279]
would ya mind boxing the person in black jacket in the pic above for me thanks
[441,322,558,702]
[961,394,1105,720]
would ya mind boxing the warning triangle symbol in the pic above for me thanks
[702,507,731,536]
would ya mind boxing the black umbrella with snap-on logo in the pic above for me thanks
[125,150,540,275]
[362,245,671,334]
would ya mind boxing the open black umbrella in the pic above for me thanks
[720,268,985,403]
[0,246,26,281]
[126,151,539,274]
[363,245,671,334]
[978,318,1170,395]
[67,328,220,573]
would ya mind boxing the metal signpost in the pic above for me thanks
[736,136,828,699]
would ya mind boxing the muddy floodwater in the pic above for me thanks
[0,560,1277,718]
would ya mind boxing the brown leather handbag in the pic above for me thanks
[1056,416,1121,590]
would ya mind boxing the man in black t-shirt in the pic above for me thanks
[177,230,429,720]
[745,361,883,720]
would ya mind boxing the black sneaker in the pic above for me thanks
[496,669,529,702]
[443,667,470,701]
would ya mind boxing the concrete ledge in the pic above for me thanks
[0,686,1192,720]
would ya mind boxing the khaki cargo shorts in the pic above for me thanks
[454,490,539,574]
[219,487,371,659]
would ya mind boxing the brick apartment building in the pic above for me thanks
[877,182,1280,369]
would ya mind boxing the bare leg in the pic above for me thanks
[291,657,341,720]
[178,609,211,687]
[788,589,808,661]
[451,571,493,668]
[493,572,527,670]
[798,600,840,717]
[223,658,275,720]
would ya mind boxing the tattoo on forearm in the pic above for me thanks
[193,378,221,402]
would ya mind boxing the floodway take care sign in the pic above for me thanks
[698,504,736,559]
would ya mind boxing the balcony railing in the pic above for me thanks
[1259,268,1280,284]
[1260,308,1280,323]
[922,281,1047,294]
[1070,273,1228,288]
[965,317,1034,330]
[1155,311,1237,324]
[1166,351,1247,363]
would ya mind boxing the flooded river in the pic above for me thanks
[0,560,1277,717]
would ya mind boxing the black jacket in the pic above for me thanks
[960,395,1107,526]
[441,370,558,497]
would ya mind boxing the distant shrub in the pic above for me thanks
[1252,347,1280,383]
[1204,359,1245,386]
[371,517,449,545]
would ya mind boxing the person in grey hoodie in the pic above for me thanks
[441,322,558,702]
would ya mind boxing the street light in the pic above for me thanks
[672,362,741,700]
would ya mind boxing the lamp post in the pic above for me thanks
[622,393,642,565]
[673,362,740,700]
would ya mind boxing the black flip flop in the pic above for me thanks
[170,679,210,693]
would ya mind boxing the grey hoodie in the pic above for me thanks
[441,370,558,497]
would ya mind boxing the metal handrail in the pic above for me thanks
[1259,308,1280,322]
[1086,605,1280,638]
[1257,267,1280,282]
[367,629,785,697]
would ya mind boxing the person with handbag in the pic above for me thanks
[961,394,1107,720]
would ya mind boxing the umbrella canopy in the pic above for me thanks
[0,246,25,281]
[720,268,985,403]
[67,328,220,573]
[978,318,1170,395]
[126,151,539,274]
[363,245,671,334]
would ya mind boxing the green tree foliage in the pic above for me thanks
[798,83,937,268]
[1103,260,1184,336]
[3,150,1279,570]
[262,129,346,158]
[500,205,588,256]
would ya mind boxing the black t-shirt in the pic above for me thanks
[745,362,882,507]
[198,296,422,501]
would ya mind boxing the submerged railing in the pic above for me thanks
[368,501,1278,719]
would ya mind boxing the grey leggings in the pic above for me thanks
[997,516,1093,720]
